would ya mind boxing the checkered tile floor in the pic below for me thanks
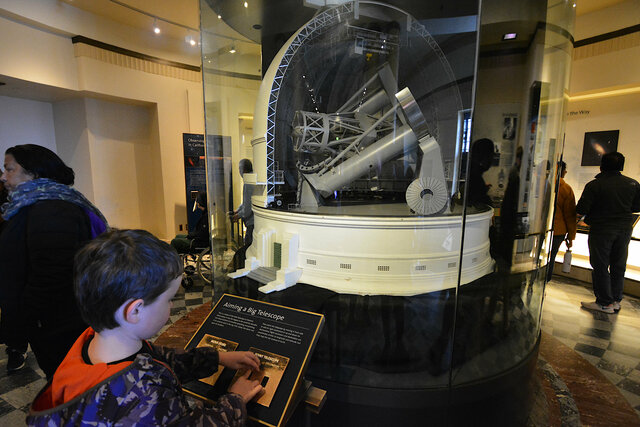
[542,276,640,418]
[1,276,639,423]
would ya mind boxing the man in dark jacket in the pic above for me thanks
[577,152,640,314]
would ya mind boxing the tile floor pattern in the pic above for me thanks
[0,276,639,424]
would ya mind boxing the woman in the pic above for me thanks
[0,144,108,379]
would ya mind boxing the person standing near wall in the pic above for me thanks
[0,170,31,373]
[170,191,209,253]
[577,152,640,314]
[228,159,255,272]
[0,144,108,379]
[466,138,496,209]
[547,161,577,282]
[232,159,255,248]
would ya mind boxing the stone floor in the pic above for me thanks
[0,275,639,424]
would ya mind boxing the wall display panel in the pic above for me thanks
[201,0,574,424]
[580,129,619,166]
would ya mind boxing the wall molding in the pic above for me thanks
[73,44,201,82]
[573,25,640,60]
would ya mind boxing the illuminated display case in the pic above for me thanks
[201,0,575,424]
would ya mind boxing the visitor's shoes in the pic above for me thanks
[612,301,621,312]
[581,301,615,314]
[6,348,27,373]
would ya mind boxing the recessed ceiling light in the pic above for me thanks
[502,33,517,41]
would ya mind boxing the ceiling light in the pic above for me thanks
[244,1,248,7]
[573,3,576,7]
[229,44,236,54]
[153,19,161,34]
[502,33,517,41]
[218,14,222,19]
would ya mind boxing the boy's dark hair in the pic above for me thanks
[74,229,183,332]
[6,144,75,185]
[600,151,624,172]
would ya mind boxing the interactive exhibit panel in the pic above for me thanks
[202,0,575,424]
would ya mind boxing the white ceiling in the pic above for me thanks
[62,0,200,38]
[576,0,628,15]
[0,0,629,103]
[63,0,629,26]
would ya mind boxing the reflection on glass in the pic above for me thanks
[201,0,574,422]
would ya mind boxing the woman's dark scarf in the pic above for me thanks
[1,178,108,237]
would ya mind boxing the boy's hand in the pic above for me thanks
[219,351,261,371]
[229,370,264,403]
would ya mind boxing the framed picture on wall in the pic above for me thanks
[581,130,619,166]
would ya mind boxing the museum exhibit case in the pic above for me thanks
[200,0,575,424]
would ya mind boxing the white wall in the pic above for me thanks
[564,92,640,194]
[53,99,94,200]
[565,1,640,188]
[0,95,57,158]
[561,2,640,275]
[84,98,163,234]
[0,11,205,239]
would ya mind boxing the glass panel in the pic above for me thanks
[200,2,262,284]
[201,1,480,395]
[453,0,575,417]
[201,0,573,423]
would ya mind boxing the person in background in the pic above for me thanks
[28,229,263,425]
[577,152,640,314]
[547,161,577,282]
[0,171,7,231]
[0,144,108,379]
[467,138,496,209]
[228,159,255,271]
[171,191,209,253]
[0,170,31,373]
[232,159,255,248]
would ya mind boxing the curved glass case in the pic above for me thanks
[200,0,575,424]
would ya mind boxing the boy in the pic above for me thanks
[27,229,263,426]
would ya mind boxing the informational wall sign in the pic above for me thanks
[183,294,325,427]
[183,133,206,232]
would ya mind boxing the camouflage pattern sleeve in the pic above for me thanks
[150,343,220,383]
[115,371,246,427]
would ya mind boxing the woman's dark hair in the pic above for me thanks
[6,144,74,185]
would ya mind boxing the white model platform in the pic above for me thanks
[229,204,494,296]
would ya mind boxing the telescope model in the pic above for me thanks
[230,1,493,295]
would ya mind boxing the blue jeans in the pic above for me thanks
[588,227,632,305]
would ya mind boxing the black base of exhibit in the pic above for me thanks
[287,339,539,427]
[226,273,542,426]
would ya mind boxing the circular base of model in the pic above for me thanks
[245,204,493,295]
